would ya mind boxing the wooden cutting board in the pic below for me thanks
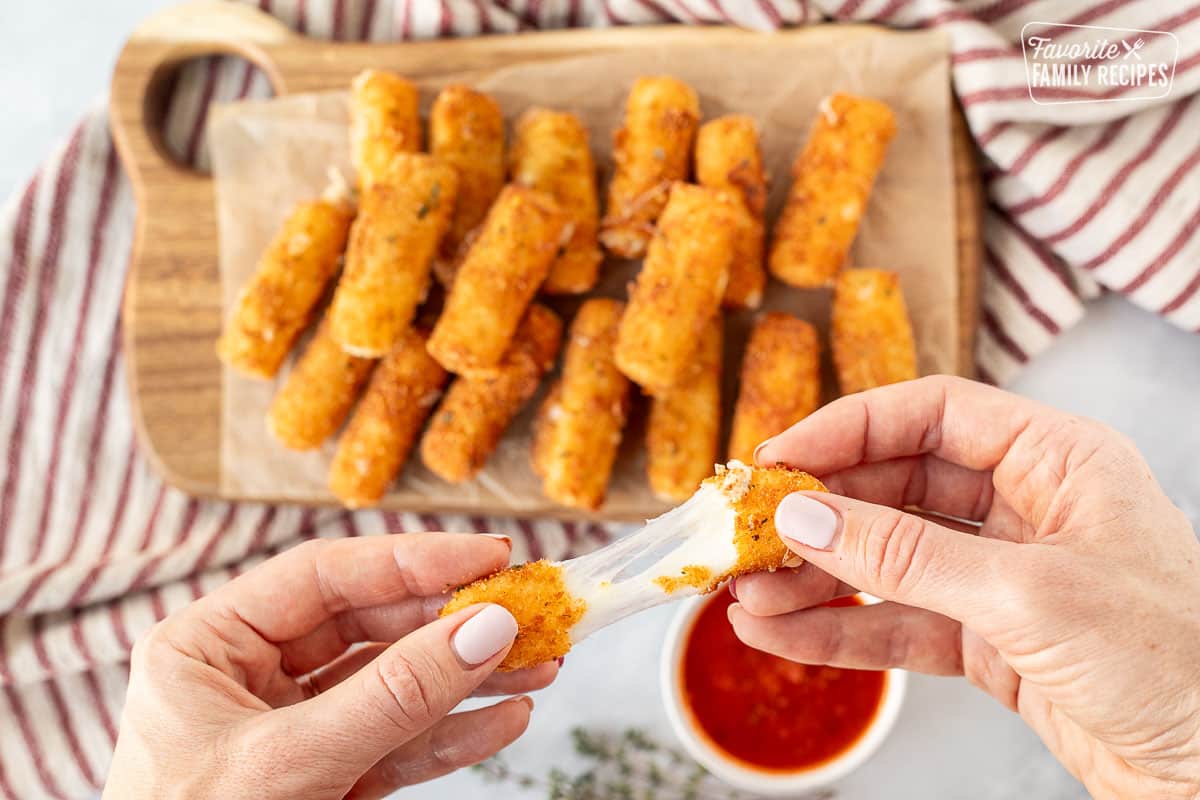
[109,0,982,510]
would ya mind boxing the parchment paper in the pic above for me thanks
[211,28,957,519]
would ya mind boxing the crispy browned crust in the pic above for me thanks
[350,70,422,189]
[727,313,821,463]
[614,183,738,394]
[328,328,447,508]
[267,318,376,450]
[646,317,722,502]
[768,93,896,288]
[427,185,567,375]
[831,268,918,394]
[533,298,631,510]
[420,305,562,483]
[430,85,507,267]
[329,154,458,357]
[441,560,586,671]
[600,76,699,259]
[695,115,767,310]
[217,199,354,379]
[510,108,603,294]
[719,465,827,581]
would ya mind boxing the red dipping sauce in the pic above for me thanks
[680,592,886,773]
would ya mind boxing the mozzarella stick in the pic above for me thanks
[533,298,631,510]
[420,305,562,483]
[328,328,448,508]
[614,183,738,395]
[831,268,918,395]
[509,108,603,294]
[695,115,768,310]
[350,69,422,189]
[600,76,699,259]
[768,93,896,288]
[431,85,506,271]
[727,312,820,464]
[267,319,376,450]
[217,198,354,379]
[646,317,722,502]
[427,185,567,375]
[329,154,458,357]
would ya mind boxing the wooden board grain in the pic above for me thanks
[109,0,982,514]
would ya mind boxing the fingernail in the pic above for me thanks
[555,656,565,668]
[775,493,840,550]
[512,695,534,712]
[483,534,512,549]
[452,604,518,666]
[727,578,738,600]
[752,437,775,465]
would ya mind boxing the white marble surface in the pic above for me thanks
[7,2,1199,799]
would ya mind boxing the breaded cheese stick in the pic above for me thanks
[267,319,376,450]
[695,115,768,310]
[768,93,896,288]
[329,153,458,357]
[217,197,354,379]
[646,317,722,502]
[600,76,699,259]
[831,268,918,395]
[350,69,422,188]
[614,183,738,395]
[421,305,562,483]
[442,462,827,670]
[329,328,448,508]
[533,298,630,511]
[431,85,506,270]
[427,185,566,375]
[509,108,603,294]
[727,312,820,464]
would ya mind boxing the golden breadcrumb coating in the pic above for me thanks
[600,76,699,259]
[727,312,821,463]
[441,560,586,671]
[831,268,918,395]
[328,328,447,508]
[768,93,896,288]
[350,69,422,189]
[695,115,767,310]
[653,565,714,594]
[718,465,827,580]
[510,108,603,294]
[217,198,354,379]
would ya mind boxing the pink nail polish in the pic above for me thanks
[727,578,738,600]
[752,437,775,465]
[556,656,565,668]
[775,493,840,550]
[451,604,518,665]
[482,533,512,548]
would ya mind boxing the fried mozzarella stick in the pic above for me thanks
[695,115,768,310]
[431,85,506,272]
[217,196,354,379]
[420,305,562,483]
[428,185,567,375]
[614,183,738,394]
[351,69,422,189]
[600,76,699,259]
[646,317,722,502]
[533,298,631,510]
[443,461,827,670]
[831,268,918,395]
[510,108,603,294]
[329,154,458,358]
[727,313,821,464]
[268,319,376,450]
[768,93,896,288]
[329,328,448,508]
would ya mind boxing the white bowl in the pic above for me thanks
[659,593,907,796]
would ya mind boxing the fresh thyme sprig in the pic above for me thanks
[471,727,837,800]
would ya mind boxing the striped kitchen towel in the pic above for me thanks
[0,1,1196,797]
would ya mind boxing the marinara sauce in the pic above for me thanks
[680,591,886,772]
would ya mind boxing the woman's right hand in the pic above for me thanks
[731,376,1200,800]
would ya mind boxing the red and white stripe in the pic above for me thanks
[0,0,1198,796]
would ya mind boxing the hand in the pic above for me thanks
[102,533,557,799]
[731,376,1200,800]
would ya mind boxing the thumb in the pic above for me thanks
[774,491,1010,625]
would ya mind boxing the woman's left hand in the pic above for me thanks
[102,533,558,799]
